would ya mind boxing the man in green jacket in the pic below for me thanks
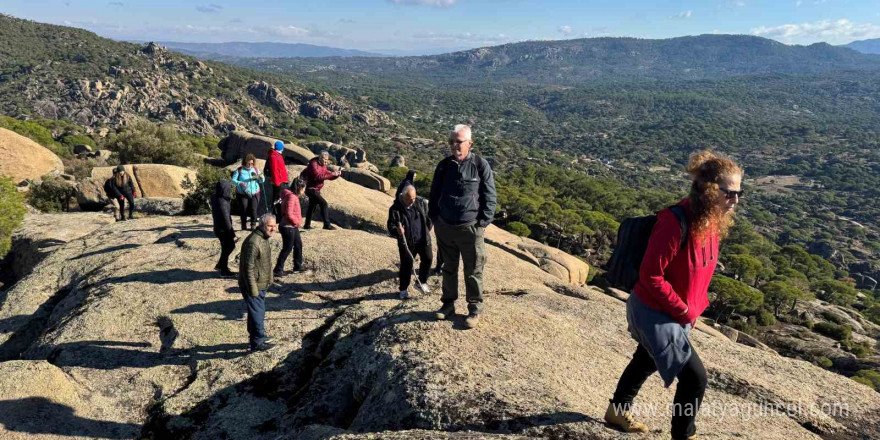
[238,213,278,351]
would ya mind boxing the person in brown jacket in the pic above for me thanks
[238,214,278,351]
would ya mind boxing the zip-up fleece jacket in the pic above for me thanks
[428,153,497,227]
[279,188,303,228]
[264,149,289,187]
[633,198,719,325]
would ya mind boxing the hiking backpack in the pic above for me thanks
[603,205,688,291]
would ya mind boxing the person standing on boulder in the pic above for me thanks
[388,184,433,300]
[103,165,136,221]
[231,154,264,230]
[605,151,742,440]
[428,124,496,329]
[238,214,278,352]
[209,180,236,278]
[302,150,342,230]
[274,178,307,277]
[263,141,289,218]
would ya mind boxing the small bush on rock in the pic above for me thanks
[182,164,229,215]
[0,175,26,258]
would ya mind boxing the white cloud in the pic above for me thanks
[672,10,693,19]
[795,0,803,6]
[751,18,880,44]
[196,4,223,13]
[388,0,458,7]
[267,25,310,37]
[558,25,573,36]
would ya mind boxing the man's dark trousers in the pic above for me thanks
[242,289,268,348]
[436,222,486,314]
[399,240,432,291]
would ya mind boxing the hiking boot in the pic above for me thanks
[219,269,235,278]
[414,281,431,295]
[250,342,275,352]
[323,224,337,231]
[435,304,455,320]
[303,225,312,230]
[273,270,285,278]
[604,402,649,433]
[291,267,309,274]
[464,312,480,329]
[399,289,410,300]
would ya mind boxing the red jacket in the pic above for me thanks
[279,189,303,228]
[266,149,288,187]
[303,157,339,192]
[633,198,719,325]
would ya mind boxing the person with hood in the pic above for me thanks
[231,154,264,230]
[302,150,341,230]
[103,165,137,221]
[604,151,742,440]
[274,178,307,277]
[209,180,236,278]
[388,184,433,300]
[263,141,289,218]
[239,214,278,352]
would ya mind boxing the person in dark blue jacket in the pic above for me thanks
[428,124,497,329]
[209,180,236,278]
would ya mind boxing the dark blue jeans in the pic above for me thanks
[242,290,267,348]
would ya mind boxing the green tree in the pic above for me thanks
[811,279,859,307]
[726,254,763,286]
[507,221,531,237]
[709,275,764,322]
[181,164,230,215]
[0,175,26,258]
[104,120,196,167]
[762,280,809,317]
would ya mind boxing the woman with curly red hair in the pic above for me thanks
[605,150,743,440]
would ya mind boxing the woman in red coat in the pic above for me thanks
[274,178,307,277]
[605,151,743,440]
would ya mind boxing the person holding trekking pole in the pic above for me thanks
[231,154,264,230]
[387,184,433,300]
[604,151,742,440]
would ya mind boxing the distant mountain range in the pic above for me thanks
[155,41,382,58]
[846,38,880,55]
[236,34,880,85]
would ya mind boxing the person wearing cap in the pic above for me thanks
[103,165,137,221]
[263,140,289,218]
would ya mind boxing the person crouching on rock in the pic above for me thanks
[238,214,279,352]
[231,153,264,231]
[302,150,341,230]
[104,165,136,221]
[605,151,742,440]
[274,178,307,277]
[388,184,433,300]
[210,180,236,278]
[429,124,497,329]
[263,141,289,219]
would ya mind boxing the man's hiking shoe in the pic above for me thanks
[273,270,285,278]
[250,342,275,352]
[303,225,312,230]
[323,224,337,231]
[604,402,649,433]
[219,269,235,278]
[399,290,410,300]
[415,281,431,295]
[464,312,480,329]
[435,304,455,320]
[291,267,309,274]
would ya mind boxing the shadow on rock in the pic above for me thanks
[38,340,248,370]
[0,397,141,438]
[69,243,142,261]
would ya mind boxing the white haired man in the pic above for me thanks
[428,124,497,329]
[387,184,433,300]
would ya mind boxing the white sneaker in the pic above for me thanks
[414,281,431,295]
[399,290,410,300]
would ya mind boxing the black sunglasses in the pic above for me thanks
[719,187,744,199]
[449,139,470,145]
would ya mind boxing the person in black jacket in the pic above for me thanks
[104,165,136,221]
[396,170,444,276]
[210,180,236,278]
[428,124,497,329]
[388,184,433,300]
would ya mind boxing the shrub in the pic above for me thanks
[104,120,196,167]
[756,309,777,327]
[64,157,99,180]
[820,310,845,325]
[815,357,833,369]
[27,177,77,213]
[854,370,880,391]
[0,175,27,258]
[60,133,96,149]
[813,322,852,341]
[182,164,230,215]
[507,221,531,237]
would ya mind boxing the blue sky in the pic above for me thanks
[4,0,880,53]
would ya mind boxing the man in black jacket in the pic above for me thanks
[388,184,433,300]
[428,124,497,329]
[209,180,236,278]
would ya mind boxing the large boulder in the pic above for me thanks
[0,128,64,184]
[484,226,591,285]
[217,131,314,165]
[76,164,196,209]
[341,168,391,193]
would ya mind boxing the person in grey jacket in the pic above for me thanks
[209,180,235,278]
[428,124,497,329]
[238,214,278,351]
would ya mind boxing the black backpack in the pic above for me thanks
[603,205,688,291]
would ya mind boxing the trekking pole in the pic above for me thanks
[397,221,421,290]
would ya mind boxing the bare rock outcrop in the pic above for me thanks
[0,128,64,184]
[218,131,314,165]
